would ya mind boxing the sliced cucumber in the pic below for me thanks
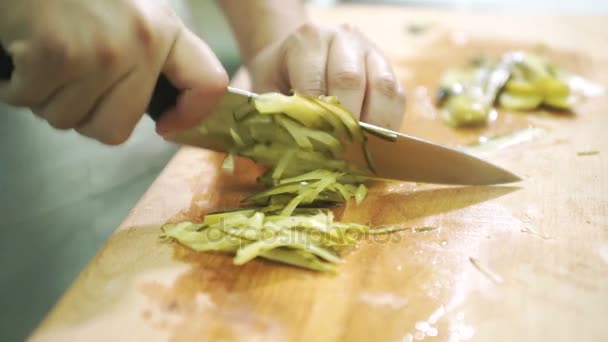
[499,92,543,110]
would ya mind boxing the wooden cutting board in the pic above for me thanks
[30,5,608,342]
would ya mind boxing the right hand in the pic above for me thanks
[0,0,228,145]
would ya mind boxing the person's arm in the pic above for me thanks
[217,0,406,130]
[216,0,307,65]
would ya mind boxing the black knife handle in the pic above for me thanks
[147,74,179,121]
[0,45,14,80]
[0,44,178,120]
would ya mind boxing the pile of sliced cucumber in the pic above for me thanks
[438,52,585,127]
[161,92,403,273]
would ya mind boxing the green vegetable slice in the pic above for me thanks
[253,92,329,129]
[498,92,543,110]
[437,51,597,124]
[234,229,342,265]
[354,184,368,204]
[161,92,410,273]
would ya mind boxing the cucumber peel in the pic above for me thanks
[438,51,588,126]
[161,92,411,273]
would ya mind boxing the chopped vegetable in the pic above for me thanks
[161,92,413,273]
[459,128,544,156]
[437,51,602,127]
[162,209,422,273]
[577,150,599,156]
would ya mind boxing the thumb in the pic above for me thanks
[155,27,228,135]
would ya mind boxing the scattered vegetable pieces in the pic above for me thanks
[577,151,599,156]
[469,257,504,285]
[162,92,411,273]
[438,51,603,127]
[162,210,418,274]
[459,128,544,156]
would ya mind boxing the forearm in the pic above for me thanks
[216,0,308,65]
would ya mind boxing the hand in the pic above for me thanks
[0,0,228,144]
[246,23,406,130]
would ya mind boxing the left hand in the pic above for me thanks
[245,23,406,130]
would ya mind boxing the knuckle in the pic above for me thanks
[331,70,364,90]
[292,23,327,47]
[339,23,358,32]
[42,37,78,68]
[95,42,121,67]
[372,75,399,99]
[300,85,326,96]
[298,73,327,96]
[297,23,321,36]
[134,14,155,48]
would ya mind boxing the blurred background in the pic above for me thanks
[0,0,605,341]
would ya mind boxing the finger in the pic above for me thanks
[361,50,406,130]
[32,73,114,130]
[284,24,331,97]
[76,67,152,145]
[0,41,72,106]
[155,27,228,135]
[326,27,366,119]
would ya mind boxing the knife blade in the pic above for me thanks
[150,76,520,185]
[358,123,519,185]
[0,47,519,185]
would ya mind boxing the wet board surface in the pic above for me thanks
[31,5,608,342]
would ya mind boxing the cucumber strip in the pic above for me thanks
[368,226,413,234]
[306,130,343,154]
[354,184,368,204]
[163,224,246,253]
[265,212,333,233]
[275,115,314,150]
[230,128,246,147]
[280,192,308,217]
[203,209,256,226]
[363,137,378,174]
[221,154,234,173]
[544,95,576,110]
[223,226,266,241]
[243,182,306,203]
[279,169,339,184]
[272,149,295,180]
[505,79,538,95]
[253,92,328,128]
[259,248,337,273]
[234,230,342,265]
[248,121,293,145]
[261,204,284,213]
[233,102,256,121]
[301,97,349,138]
[333,183,352,201]
[498,92,543,110]
[160,222,205,235]
[269,194,295,205]
[313,98,361,141]
[302,176,337,204]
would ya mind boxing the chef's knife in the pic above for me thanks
[0,46,520,185]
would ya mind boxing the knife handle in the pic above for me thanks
[146,74,179,121]
[0,45,14,80]
[0,44,177,120]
